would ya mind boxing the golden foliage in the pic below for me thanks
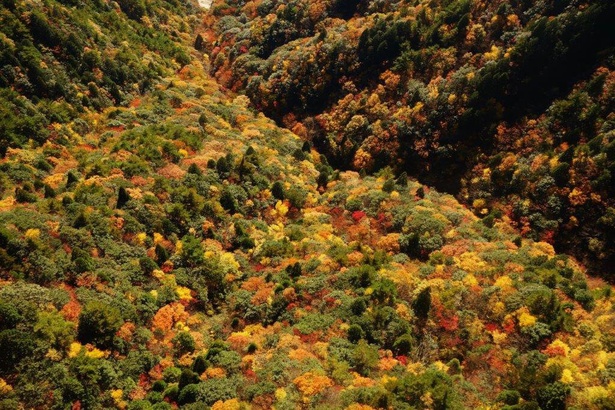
[151,303,188,333]
[211,399,244,410]
[68,342,83,358]
[293,372,333,396]
[516,307,537,328]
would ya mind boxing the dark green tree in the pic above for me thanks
[77,301,123,349]
[412,287,431,321]
[117,186,130,209]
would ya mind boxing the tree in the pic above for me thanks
[117,0,146,21]
[34,311,75,351]
[352,340,379,376]
[348,324,364,343]
[394,368,461,409]
[173,331,196,356]
[216,157,231,177]
[220,188,238,214]
[180,234,204,267]
[0,330,36,374]
[194,34,205,51]
[155,244,170,265]
[117,186,130,209]
[271,181,285,200]
[293,372,334,397]
[78,301,123,349]
[536,382,570,410]
[412,287,431,322]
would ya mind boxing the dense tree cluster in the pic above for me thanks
[1,0,615,408]
[0,0,195,155]
[205,0,615,277]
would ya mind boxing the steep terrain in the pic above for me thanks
[204,0,615,277]
[1,1,615,409]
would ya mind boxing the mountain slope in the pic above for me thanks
[0,0,196,155]
[1,1,615,409]
[204,0,615,278]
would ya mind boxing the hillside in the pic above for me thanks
[204,0,615,277]
[0,0,197,154]
[1,1,615,409]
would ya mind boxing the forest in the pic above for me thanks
[205,0,615,276]
[0,0,614,409]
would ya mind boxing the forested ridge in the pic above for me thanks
[204,0,615,277]
[1,0,615,408]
